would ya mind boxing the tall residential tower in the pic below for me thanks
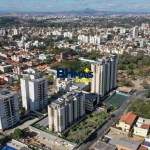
[0,89,20,130]
[48,90,85,133]
[21,74,48,111]
[91,55,118,98]
[133,26,139,38]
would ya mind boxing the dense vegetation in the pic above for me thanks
[51,58,91,72]
[128,99,150,119]
[0,128,23,145]
[0,17,20,27]
[118,51,150,77]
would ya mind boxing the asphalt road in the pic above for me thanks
[77,89,146,150]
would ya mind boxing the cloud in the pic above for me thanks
[127,3,150,10]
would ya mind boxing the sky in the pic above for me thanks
[0,0,150,12]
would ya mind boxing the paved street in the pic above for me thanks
[77,89,146,150]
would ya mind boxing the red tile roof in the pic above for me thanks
[138,145,148,150]
[141,124,150,129]
[12,86,21,93]
[119,112,137,125]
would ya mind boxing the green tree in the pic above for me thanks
[128,132,133,137]
[48,74,54,83]
[35,59,41,64]
[13,128,23,139]
[0,136,11,145]
[145,89,150,98]
[16,75,22,85]
[20,107,26,115]
[45,58,52,64]
[126,69,134,76]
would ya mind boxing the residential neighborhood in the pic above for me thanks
[1,6,150,150]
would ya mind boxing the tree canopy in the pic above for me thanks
[128,99,150,119]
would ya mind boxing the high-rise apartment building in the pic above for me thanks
[91,55,118,98]
[89,36,101,45]
[64,32,74,39]
[78,35,89,43]
[133,26,139,38]
[48,90,85,133]
[21,75,48,111]
[0,89,20,130]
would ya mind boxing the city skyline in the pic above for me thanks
[1,0,150,13]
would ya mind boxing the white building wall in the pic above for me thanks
[21,76,48,111]
[91,55,118,99]
[21,78,30,110]
[0,92,20,130]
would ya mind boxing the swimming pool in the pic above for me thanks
[2,145,17,150]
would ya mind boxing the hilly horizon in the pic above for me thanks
[0,8,149,15]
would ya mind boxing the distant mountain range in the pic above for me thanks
[0,8,149,15]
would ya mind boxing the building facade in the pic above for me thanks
[0,89,20,130]
[21,75,48,111]
[116,112,137,133]
[91,55,118,98]
[133,26,139,38]
[48,90,85,133]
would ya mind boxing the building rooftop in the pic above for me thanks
[0,88,17,99]
[51,98,65,106]
[30,76,47,82]
[119,112,137,125]
[143,140,150,147]
[138,145,148,150]
[136,117,150,128]
[72,82,89,91]
[109,137,140,150]
[85,93,98,100]
[141,124,150,129]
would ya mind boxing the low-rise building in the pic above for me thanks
[84,93,99,111]
[116,112,137,132]
[0,64,13,73]
[134,117,150,137]
[109,137,140,150]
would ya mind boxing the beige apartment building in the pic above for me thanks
[48,90,85,133]
[91,55,118,98]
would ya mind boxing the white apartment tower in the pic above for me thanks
[13,28,19,35]
[78,35,89,43]
[21,75,48,111]
[0,89,20,130]
[89,36,101,45]
[91,55,118,98]
[133,26,139,38]
[64,32,74,39]
[48,90,85,133]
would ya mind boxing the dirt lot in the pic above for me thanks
[106,128,144,143]
[23,128,73,150]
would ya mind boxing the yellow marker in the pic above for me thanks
[84,68,89,73]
